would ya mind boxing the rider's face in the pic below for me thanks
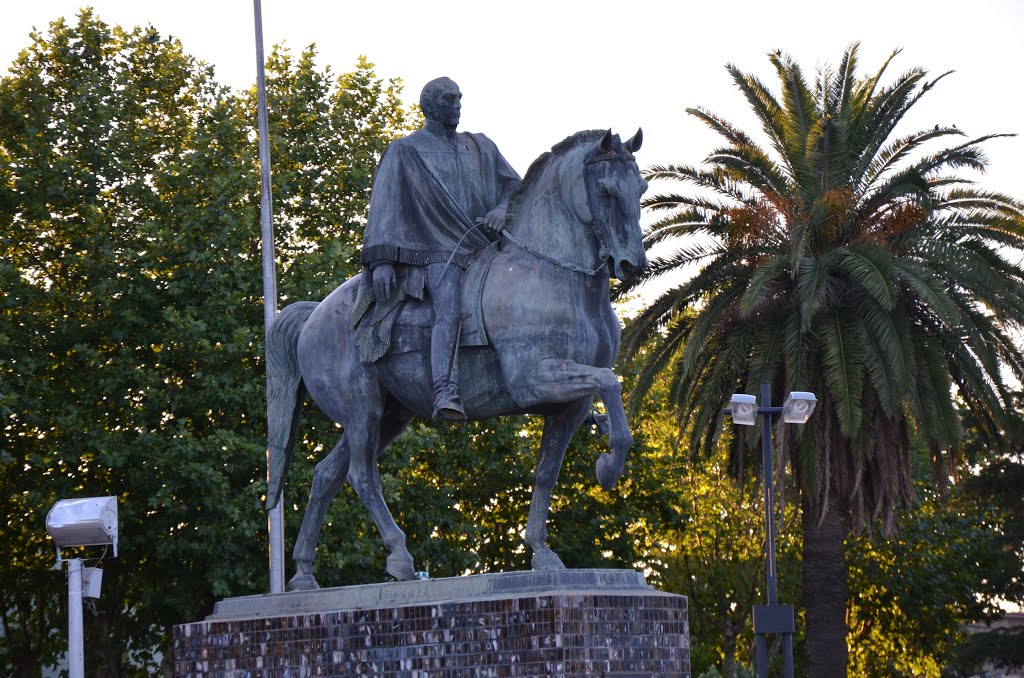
[434,87,462,128]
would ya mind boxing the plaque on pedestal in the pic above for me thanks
[173,569,689,677]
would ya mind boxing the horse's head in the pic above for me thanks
[583,129,649,281]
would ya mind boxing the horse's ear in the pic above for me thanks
[600,129,614,152]
[625,128,643,153]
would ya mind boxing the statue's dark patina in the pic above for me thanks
[265,108,647,589]
[358,78,520,421]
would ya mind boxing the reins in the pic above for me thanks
[499,153,626,277]
[501,229,607,276]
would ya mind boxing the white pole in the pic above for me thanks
[67,558,84,678]
[253,0,285,594]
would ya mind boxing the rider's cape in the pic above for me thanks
[360,128,520,270]
[353,127,520,363]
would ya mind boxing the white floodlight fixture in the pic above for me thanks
[782,392,817,424]
[46,496,118,560]
[730,394,758,426]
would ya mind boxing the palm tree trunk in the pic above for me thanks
[801,494,848,677]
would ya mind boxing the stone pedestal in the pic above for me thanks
[173,569,688,677]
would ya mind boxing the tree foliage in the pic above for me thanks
[848,487,1013,676]
[0,11,413,675]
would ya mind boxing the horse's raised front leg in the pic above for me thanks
[523,358,634,491]
[527,399,591,570]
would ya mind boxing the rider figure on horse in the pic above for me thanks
[359,77,520,421]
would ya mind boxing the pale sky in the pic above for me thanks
[3,1,1023,197]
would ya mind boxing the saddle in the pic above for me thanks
[351,243,500,363]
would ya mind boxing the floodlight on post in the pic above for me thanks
[46,496,118,560]
[725,386,816,678]
[45,497,118,678]
[782,391,817,424]
[729,393,757,426]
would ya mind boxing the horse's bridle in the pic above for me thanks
[501,154,629,277]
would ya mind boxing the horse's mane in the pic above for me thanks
[505,129,609,227]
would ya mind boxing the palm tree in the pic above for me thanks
[619,44,1024,676]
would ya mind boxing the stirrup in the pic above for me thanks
[432,390,467,421]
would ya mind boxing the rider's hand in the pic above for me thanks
[372,264,396,301]
[482,206,507,233]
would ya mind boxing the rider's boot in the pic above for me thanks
[431,322,466,421]
[427,263,466,421]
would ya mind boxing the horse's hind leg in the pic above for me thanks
[527,399,591,570]
[289,398,413,590]
[289,435,350,591]
[346,399,417,581]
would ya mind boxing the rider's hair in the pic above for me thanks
[420,77,458,121]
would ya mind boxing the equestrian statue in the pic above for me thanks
[265,77,648,590]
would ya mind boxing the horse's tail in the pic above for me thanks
[265,301,318,510]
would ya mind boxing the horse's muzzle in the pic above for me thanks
[613,254,648,282]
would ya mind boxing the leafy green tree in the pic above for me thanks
[944,440,1024,676]
[618,43,1024,675]
[654,439,802,677]
[255,46,411,294]
[0,13,261,674]
[847,486,1015,676]
[0,10,412,675]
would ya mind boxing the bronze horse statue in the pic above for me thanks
[266,129,648,590]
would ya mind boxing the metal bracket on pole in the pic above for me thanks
[753,604,795,634]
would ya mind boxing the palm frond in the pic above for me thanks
[821,308,865,436]
[745,318,785,393]
[739,254,788,317]
[796,253,836,332]
[721,64,791,170]
[624,312,691,416]
[853,68,944,176]
[641,216,717,247]
[838,243,896,311]
[893,259,959,325]
[644,163,753,204]
[768,51,819,181]
[679,280,746,377]
[859,125,965,194]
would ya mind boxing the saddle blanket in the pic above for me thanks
[352,243,499,362]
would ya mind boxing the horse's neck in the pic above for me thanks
[506,156,602,271]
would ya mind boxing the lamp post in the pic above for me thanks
[727,385,816,678]
[45,497,119,678]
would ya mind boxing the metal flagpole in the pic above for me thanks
[253,0,285,594]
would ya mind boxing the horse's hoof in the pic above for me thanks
[287,572,320,591]
[531,548,566,570]
[386,551,417,581]
[596,453,622,491]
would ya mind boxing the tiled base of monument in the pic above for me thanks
[173,569,688,677]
